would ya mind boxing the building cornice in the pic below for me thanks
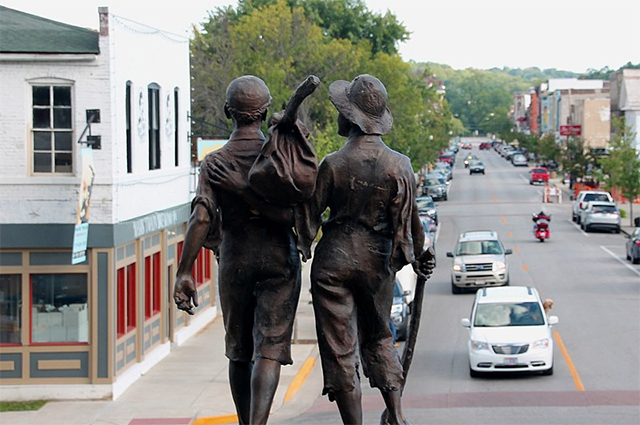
[0,53,97,62]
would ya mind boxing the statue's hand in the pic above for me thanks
[206,158,247,193]
[173,274,198,315]
[412,246,436,281]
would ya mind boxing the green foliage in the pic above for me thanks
[583,62,640,80]
[536,134,562,163]
[236,0,409,56]
[498,66,579,80]
[0,400,47,412]
[189,0,456,171]
[562,137,592,180]
[413,63,528,135]
[600,118,640,226]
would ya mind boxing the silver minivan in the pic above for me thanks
[447,231,512,294]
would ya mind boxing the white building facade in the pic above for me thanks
[0,7,217,401]
[610,69,640,153]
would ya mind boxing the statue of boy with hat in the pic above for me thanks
[296,74,435,425]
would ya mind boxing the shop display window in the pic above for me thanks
[175,243,211,287]
[144,252,161,319]
[31,273,88,343]
[117,263,137,338]
[0,274,21,345]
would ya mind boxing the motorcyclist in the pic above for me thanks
[532,210,551,223]
[532,210,551,233]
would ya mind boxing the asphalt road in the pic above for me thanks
[275,139,640,425]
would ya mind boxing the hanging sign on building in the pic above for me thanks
[560,125,582,136]
[72,147,96,264]
[197,138,228,162]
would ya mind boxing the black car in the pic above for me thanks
[468,159,485,175]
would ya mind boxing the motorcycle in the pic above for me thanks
[533,213,551,242]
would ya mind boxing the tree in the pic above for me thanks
[535,134,562,164]
[583,62,640,80]
[561,137,594,188]
[601,118,640,226]
[190,0,458,171]
[236,0,409,56]
[190,6,242,136]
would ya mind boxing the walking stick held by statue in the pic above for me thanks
[380,246,435,425]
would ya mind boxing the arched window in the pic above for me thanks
[174,87,179,167]
[148,83,161,170]
[126,81,133,173]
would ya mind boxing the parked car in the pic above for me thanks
[572,190,614,223]
[580,201,621,233]
[499,145,516,158]
[468,159,485,175]
[460,286,559,377]
[446,230,512,294]
[529,167,549,185]
[540,160,559,171]
[511,153,528,166]
[391,278,411,341]
[427,170,449,185]
[626,227,640,264]
[420,216,437,256]
[433,162,453,181]
[416,195,438,224]
[461,142,472,149]
[422,175,448,201]
[504,150,523,162]
[438,152,455,166]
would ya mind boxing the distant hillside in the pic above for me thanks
[411,62,580,86]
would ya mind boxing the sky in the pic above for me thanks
[2,0,638,73]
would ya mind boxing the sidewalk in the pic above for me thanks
[2,265,319,425]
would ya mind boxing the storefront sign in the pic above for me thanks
[72,147,96,264]
[559,125,581,136]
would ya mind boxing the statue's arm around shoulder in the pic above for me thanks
[205,155,294,226]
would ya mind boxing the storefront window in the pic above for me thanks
[0,274,21,345]
[144,253,161,319]
[31,274,88,343]
[117,264,137,338]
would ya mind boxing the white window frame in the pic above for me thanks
[30,81,75,176]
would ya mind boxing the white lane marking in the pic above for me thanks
[519,175,529,184]
[600,246,640,277]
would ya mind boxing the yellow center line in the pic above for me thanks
[492,194,498,203]
[500,216,506,224]
[284,356,316,402]
[191,414,238,425]
[553,331,585,391]
[507,231,513,238]
[514,246,520,253]
[521,264,528,272]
